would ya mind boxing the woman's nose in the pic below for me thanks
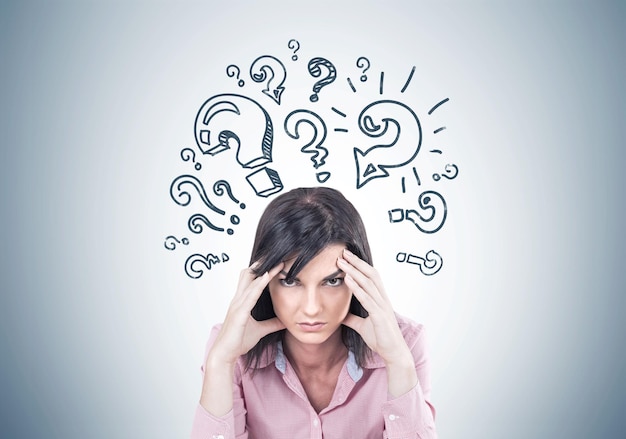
[302,288,322,316]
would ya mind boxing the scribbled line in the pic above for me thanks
[164,236,189,251]
[412,167,421,186]
[401,177,406,193]
[396,250,443,276]
[379,72,384,95]
[434,127,446,134]
[430,149,443,154]
[347,78,356,93]
[400,66,416,93]
[334,128,348,133]
[428,98,450,115]
[184,252,230,279]
[332,107,347,117]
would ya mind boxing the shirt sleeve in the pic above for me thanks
[190,325,249,439]
[382,318,438,439]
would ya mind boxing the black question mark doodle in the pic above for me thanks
[396,250,443,275]
[250,56,286,105]
[433,164,459,181]
[184,252,230,279]
[354,100,422,189]
[388,190,447,234]
[180,147,202,170]
[213,180,246,234]
[188,213,226,234]
[284,109,331,183]
[226,65,245,87]
[288,39,300,61]
[194,93,283,197]
[356,56,370,82]
[164,235,189,251]
[170,174,225,214]
[308,57,337,102]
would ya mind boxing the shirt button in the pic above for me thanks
[313,419,319,427]
[389,414,397,421]
[212,436,224,439]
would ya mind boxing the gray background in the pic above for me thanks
[1,1,625,437]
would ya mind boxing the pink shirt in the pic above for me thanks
[191,314,437,439]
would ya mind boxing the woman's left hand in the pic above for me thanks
[338,248,412,366]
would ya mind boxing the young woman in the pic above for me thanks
[191,187,437,439]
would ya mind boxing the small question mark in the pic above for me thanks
[180,147,201,170]
[356,56,370,82]
[396,250,443,275]
[250,56,287,105]
[164,235,189,251]
[433,164,459,181]
[288,39,300,61]
[388,191,448,234]
[284,109,330,183]
[226,65,245,87]
[308,57,337,102]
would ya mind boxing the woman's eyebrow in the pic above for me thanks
[322,270,344,281]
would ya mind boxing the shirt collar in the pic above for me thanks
[266,340,384,382]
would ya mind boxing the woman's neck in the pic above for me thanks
[283,329,348,374]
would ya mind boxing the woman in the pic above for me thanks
[191,187,437,439]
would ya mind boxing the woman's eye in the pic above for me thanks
[325,277,344,287]
[279,278,297,287]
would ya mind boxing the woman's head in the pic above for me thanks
[245,187,372,367]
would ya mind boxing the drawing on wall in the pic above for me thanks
[165,40,458,279]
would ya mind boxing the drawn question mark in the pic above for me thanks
[250,55,287,105]
[433,164,459,181]
[164,235,189,251]
[194,93,283,197]
[180,147,201,170]
[356,56,370,82]
[308,57,337,102]
[226,65,245,87]
[288,39,300,61]
[184,252,230,279]
[388,190,448,234]
[354,100,422,188]
[284,109,330,183]
[396,250,443,275]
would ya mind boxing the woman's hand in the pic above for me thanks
[338,249,417,396]
[208,262,286,366]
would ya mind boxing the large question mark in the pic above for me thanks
[194,93,283,197]
[250,55,286,105]
[226,65,245,87]
[353,100,422,189]
[356,56,370,82]
[308,57,336,102]
[288,39,300,61]
[388,190,447,234]
[284,109,330,183]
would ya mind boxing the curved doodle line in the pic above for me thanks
[428,98,450,115]
[213,180,241,205]
[170,174,225,215]
[250,55,286,104]
[164,235,189,250]
[404,190,448,234]
[308,57,337,102]
[400,66,416,93]
[396,250,443,275]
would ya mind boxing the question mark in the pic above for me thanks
[164,235,189,250]
[356,56,370,82]
[308,57,337,102]
[396,250,443,275]
[284,109,330,183]
[194,93,283,197]
[433,164,459,181]
[398,190,447,234]
[288,39,300,61]
[226,65,245,87]
[250,56,286,105]
[180,147,201,170]
[353,100,422,188]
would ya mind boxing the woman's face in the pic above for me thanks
[269,243,352,346]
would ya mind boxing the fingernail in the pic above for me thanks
[343,248,354,257]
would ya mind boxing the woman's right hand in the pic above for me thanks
[206,262,285,367]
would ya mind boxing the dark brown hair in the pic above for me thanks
[244,187,372,370]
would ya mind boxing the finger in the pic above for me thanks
[240,262,284,309]
[338,257,387,309]
[342,249,387,297]
[343,273,379,312]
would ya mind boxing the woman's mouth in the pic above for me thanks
[297,322,326,332]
